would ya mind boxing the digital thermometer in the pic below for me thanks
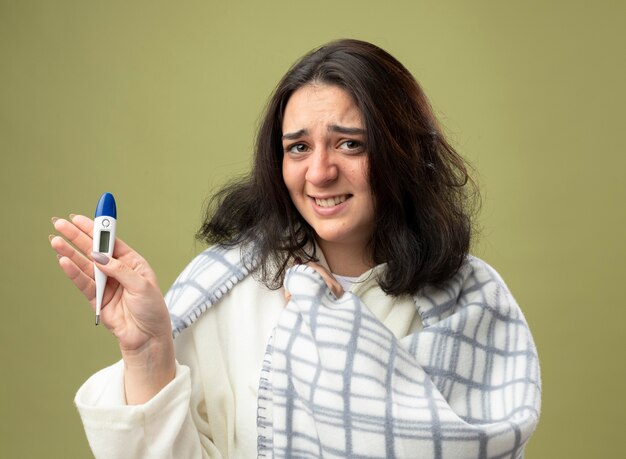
[93,192,117,325]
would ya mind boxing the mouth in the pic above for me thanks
[313,195,351,208]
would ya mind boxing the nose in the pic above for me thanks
[305,148,338,185]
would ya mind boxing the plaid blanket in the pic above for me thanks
[166,246,541,458]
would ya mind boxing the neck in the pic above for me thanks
[316,238,374,277]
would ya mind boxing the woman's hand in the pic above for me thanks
[50,214,175,403]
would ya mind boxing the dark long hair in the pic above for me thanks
[198,39,479,296]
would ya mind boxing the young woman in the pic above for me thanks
[50,39,540,458]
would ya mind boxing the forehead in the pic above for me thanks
[282,84,363,131]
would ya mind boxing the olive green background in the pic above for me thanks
[2,0,624,457]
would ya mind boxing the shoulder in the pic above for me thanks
[416,255,519,327]
[165,243,258,337]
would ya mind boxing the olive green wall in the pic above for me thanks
[2,1,624,457]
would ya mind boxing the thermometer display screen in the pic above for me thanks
[99,231,111,253]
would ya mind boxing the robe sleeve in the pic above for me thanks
[75,357,223,459]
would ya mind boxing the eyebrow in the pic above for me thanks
[281,125,366,140]
[329,124,366,136]
[282,129,308,141]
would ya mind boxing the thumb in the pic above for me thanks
[91,251,147,292]
[305,261,344,299]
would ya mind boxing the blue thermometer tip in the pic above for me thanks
[95,192,117,218]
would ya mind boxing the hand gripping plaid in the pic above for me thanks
[166,246,541,458]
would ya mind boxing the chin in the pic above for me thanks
[313,227,366,247]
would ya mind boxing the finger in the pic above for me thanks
[58,255,96,304]
[305,261,344,298]
[52,217,94,258]
[71,214,159,286]
[49,234,93,277]
[70,214,134,259]
[91,252,149,294]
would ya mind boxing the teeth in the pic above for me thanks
[315,196,348,207]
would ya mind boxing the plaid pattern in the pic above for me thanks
[257,262,540,459]
[166,246,540,458]
[165,244,256,337]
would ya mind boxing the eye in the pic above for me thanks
[338,139,364,153]
[285,143,309,154]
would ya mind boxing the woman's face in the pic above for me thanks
[282,84,375,264]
